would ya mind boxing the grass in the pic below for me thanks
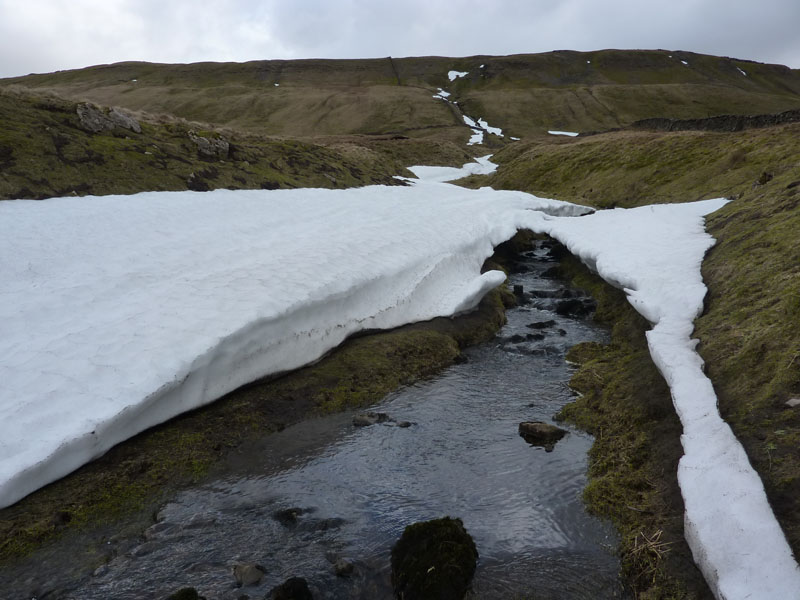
[462,121,800,209]
[555,255,711,599]
[4,50,799,142]
[0,86,410,200]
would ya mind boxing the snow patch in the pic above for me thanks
[477,118,503,137]
[521,199,800,600]
[510,136,520,141]
[433,88,451,99]
[548,130,579,137]
[448,70,468,81]
[274,83,279,87]
[681,60,689,65]
[0,174,588,508]
[736,67,747,76]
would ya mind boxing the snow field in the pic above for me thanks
[0,164,587,509]
[522,200,800,599]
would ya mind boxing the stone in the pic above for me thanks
[555,297,597,318]
[391,517,478,600]
[166,588,204,600]
[527,319,556,330]
[268,577,313,599]
[233,563,266,587]
[519,421,568,452]
[76,103,140,134]
[352,411,390,427]
[333,558,355,577]
[188,130,230,160]
[273,507,306,526]
[108,108,142,133]
[396,421,413,428]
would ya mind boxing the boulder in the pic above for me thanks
[233,563,266,587]
[527,319,556,330]
[519,421,567,451]
[268,577,313,600]
[352,412,390,427]
[391,517,478,600]
[166,588,204,600]
[555,297,597,318]
[76,103,140,133]
[333,558,355,577]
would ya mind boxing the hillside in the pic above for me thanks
[4,50,800,141]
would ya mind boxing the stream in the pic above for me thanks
[8,241,625,599]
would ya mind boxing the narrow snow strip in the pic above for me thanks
[736,67,747,76]
[477,118,503,137]
[681,60,689,65]
[548,130,579,137]
[463,115,477,128]
[433,88,450,99]
[467,129,484,145]
[522,200,800,599]
[0,172,588,508]
[448,70,468,81]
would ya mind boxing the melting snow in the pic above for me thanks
[477,118,503,137]
[448,70,468,81]
[525,200,800,599]
[0,164,585,509]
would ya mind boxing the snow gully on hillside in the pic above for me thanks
[434,68,505,145]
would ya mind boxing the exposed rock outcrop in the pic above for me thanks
[77,103,141,133]
[188,130,230,160]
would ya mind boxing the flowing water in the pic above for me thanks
[7,242,626,599]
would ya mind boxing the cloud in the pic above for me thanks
[0,0,798,79]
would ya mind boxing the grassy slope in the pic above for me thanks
[0,87,417,200]
[464,124,800,597]
[5,50,800,141]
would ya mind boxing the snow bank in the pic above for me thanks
[407,154,498,183]
[0,162,588,508]
[523,200,800,599]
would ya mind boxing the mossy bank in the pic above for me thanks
[462,121,800,598]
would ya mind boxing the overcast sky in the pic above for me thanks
[1,0,799,79]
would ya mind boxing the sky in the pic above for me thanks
[1,0,799,79]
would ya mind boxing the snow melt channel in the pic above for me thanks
[0,160,588,509]
[521,200,800,600]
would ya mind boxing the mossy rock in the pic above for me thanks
[166,588,204,600]
[391,516,478,600]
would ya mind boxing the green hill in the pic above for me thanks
[5,50,800,140]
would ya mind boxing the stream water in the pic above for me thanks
[6,242,625,599]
